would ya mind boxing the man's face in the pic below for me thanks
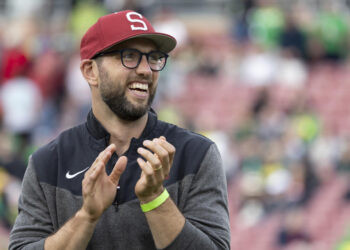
[96,38,159,121]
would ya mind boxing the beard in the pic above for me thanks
[98,65,156,121]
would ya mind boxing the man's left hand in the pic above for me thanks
[135,136,175,203]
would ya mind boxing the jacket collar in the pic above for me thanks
[86,108,158,141]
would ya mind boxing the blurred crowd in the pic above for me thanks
[2,0,350,249]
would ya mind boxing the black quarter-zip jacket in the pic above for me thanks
[9,110,230,250]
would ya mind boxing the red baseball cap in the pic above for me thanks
[80,10,177,60]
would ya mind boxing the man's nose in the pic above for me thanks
[136,55,152,75]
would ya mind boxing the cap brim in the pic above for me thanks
[102,33,177,54]
[132,33,177,53]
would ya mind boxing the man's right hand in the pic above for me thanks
[45,145,127,250]
[81,144,127,222]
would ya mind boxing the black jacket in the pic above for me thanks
[10,110,230,250]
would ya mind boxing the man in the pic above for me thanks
[9,10,230,250]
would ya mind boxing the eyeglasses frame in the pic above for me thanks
[93,48,169,72]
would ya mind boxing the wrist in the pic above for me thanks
[138,186,165,204]
[76,208,99,224]
[140,188,169,213]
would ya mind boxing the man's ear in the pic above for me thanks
[80,59,99,87]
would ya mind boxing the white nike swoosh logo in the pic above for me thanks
[65,166,90,179]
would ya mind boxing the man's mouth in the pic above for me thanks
[129,82,149,93]
[128,82,150,98]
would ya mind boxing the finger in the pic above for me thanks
[141,140,169,182]
[157,138,175,160]
[93,144,113,163]
[151,154,166,182]
[143,140,169,170]
[83,161,104,193]
[144,139,169,158]
[109,156,127,185]
[137,157,156,185]
[101,144,116,164]
[87,144,116,175]
[137,147,162,171]
[140,153,164,184]
[83,148,114,196]
[90,161,105,180]
[101,145,115,166]
[89,151,104,173]
[85,150,111,178]
[155,138,175,172]
[106,143,117,153]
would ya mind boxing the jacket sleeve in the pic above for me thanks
[164,143,231,250]
[9,156,53,250]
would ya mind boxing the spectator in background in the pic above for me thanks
[238,41,278,86]
[59,52,92,132]
[277,206,312,247]
[230,0,256,43]
[152,9,188,51]
[29,50,65,102]
[338,137,350,201]
[0,59,41,180]
[248,0,285,49]
[28,49,67,141]
[275,48,308,89]
[151,9,189,103]
[0,47,29,83]
[310,2,349,62]
[0,166,22,231]
[70,1,106,39]
[279,13,308,61]
[277,12,309,89]
[0,77,28,248]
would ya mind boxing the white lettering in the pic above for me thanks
[126,12,148,31]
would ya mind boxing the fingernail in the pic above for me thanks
[143,140,151,146]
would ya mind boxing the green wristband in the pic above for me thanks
[141,189,170,213]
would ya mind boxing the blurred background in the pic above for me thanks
[2,0,350,249]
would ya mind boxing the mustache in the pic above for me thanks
[128,76,153,83]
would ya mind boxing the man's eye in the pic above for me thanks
[123,51,138,59]
[149,53,163,62]
[150,56,160,61]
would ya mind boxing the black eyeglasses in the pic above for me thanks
[93,48,169,72]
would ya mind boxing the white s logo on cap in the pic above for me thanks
[126,12,148,31]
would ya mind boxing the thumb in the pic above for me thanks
[109,156,127,185]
